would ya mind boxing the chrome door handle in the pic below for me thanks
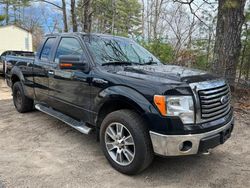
[48,70,54,75]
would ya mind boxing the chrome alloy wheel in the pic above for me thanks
[105,122,135,166]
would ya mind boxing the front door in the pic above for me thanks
[47,37,92,122]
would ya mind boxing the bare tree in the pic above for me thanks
[160,4,198,60]
[40,6,59,33]
[61,0,68,32]
[152,0,164,40]
[71,0,77,32]
[37,0,68,32]
[238,22,248,83]
[111,0,116,34]
[77,0,92,32]
[83,0,92,33]
[4,0,9,24]
[172,0,247,86]
[141,0,145,39]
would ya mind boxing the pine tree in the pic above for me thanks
[77,0,142,36]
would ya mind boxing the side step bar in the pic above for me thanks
[35,104,92,134]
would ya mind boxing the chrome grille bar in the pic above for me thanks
[202,101,230,113]
[202,105,231,118]
[201,102,223,109]
[200,93,231,104]
[199,85,228,95]
[200,89,229,100]
[200,106,231,122]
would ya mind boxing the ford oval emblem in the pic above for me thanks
[220,96,228,104]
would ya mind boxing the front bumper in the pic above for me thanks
[150,117,234,156]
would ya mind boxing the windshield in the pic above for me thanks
[83,35,161,65]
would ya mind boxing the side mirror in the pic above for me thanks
[58,55,88,71]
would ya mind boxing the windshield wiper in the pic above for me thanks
[102,61,133,66]
[143,61,158,65]
[102,60,158,66]
[143,57,159,65]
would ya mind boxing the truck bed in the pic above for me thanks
[5,54,35,87]
[1,50,34,75]
[5,55,34,63]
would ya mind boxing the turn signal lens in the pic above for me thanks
[154,95,167,116]
[60,63,73,68]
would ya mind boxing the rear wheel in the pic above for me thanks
[13,82,34,113]
[100,109,154,175]
[2,61,5,76]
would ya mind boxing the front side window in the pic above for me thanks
[54,38,84,63]
[40,37,56,61]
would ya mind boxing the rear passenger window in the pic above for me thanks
[40,38,56,61]
[54,38,84,63]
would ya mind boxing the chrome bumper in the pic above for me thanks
[149,117,234,156]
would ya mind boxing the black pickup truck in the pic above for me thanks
[5,33,234,175]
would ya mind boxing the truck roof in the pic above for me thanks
[44,32,130,41]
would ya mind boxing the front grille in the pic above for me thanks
[198,84,231,122]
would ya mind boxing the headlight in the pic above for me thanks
[154,95,194,124]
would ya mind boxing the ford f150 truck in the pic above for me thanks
[5,33,234,175]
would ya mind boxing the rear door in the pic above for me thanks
[33,37,57,102]
[47,36,92,122]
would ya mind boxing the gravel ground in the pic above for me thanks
[0,77,249,188]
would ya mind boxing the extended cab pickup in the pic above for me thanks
[5,33,234,175]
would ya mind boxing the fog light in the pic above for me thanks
[179,141,192,152]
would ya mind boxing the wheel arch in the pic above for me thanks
[94,86,158,129]
[11,74,21,87]
[96,97,145,128]
[10,66,25,87]
[9,67,32,99]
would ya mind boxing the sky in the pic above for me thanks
[0,0,249,34]
[0,1,64,33]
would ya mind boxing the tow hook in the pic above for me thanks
[202,150,211,155]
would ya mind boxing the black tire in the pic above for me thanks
[100,109,154,175]
[2,61,5,76]
[13,82,34,113]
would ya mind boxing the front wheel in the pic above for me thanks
[100,110,154,175]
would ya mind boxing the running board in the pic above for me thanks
[35,104,92,134]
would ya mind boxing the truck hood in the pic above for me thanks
[112,65,218,84]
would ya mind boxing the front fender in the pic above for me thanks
[94,85,158,115]
[93,86,185,134]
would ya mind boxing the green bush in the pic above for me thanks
[140,40,174,64]
[193,53,210,70]
[0,15,5,23]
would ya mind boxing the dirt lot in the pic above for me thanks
[0,77,249,188]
